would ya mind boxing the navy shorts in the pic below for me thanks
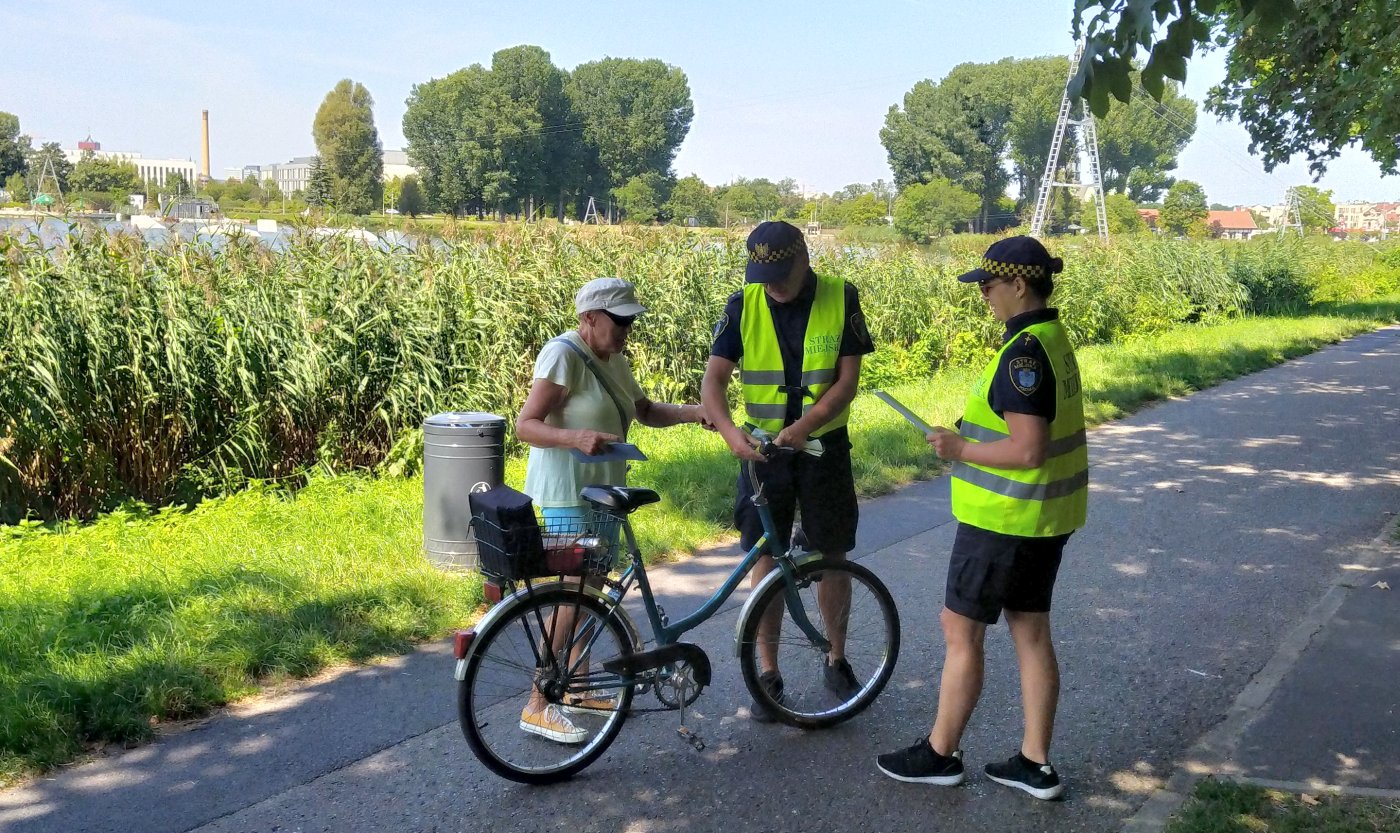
[945,523,1070,624]
[735,435,858,556]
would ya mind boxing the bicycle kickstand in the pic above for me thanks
[676,692,705,752]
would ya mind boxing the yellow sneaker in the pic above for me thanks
[562,691,617,715]
[519,703,587,744]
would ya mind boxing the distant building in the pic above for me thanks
[382,149,418,181]
[241,157,316,196]
[1334,202,1386,234]
[63,137,198,189]
[1136,207,1259,239]
[1206,209,1259,240]
[160,195,219,220]
[1244,203,1289,228]
[239,149,418,196]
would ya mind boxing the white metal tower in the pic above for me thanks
[1281,186,1305,235]
[1030,43,1108,241]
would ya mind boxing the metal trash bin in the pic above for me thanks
[423,411,507,569]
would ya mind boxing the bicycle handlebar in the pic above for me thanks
[744,427,824,460]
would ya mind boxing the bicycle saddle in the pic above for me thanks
[579,485,661,513]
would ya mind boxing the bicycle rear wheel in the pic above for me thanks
[738,559,899,729]
[458,587,635,783]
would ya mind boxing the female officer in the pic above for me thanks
[876,236,1087,800]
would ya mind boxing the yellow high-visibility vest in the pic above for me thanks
[950,318,1088,537]
[739,274,849,437]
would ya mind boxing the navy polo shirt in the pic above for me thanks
[988,308,1060,422]
[709,270,875,438]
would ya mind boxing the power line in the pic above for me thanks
[1124,87,1377,241]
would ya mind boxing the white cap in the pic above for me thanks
[574,277,646,317]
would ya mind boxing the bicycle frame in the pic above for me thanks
[606,453,831,654]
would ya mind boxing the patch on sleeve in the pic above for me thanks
[850,311,870,347]
[713,312,730,340]
[1008,356,1043,396]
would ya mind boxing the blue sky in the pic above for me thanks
[6,0,1394,205]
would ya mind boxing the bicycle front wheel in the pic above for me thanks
[458,588,636,784]
[738,558,899,729]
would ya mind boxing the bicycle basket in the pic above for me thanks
[468,486,622,581]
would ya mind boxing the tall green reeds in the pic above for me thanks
[2,223,1395,521]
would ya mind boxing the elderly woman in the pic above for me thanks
[515,276,710,743]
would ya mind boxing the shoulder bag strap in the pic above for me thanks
[548,336,631,441]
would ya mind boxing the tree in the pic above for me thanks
[397,175,426,217]
[881,63,1013,231]
[1096,76,1196,201]
[165,171,190,196]
[885,57,1195,223]
[845,193,887,226]
[612,173,663,224]
[870,179,896,216]
[312,79,383,215]
[565,58,694,192]
[305,156,331,207]
[1160,180,1208,236]
[0,112,30,181]
[69,152,143,195]
[1073,0,1399,177]
[893,178,980,242]
[1293,185,1337,234]
[663,174,717,226]
[26,142,71,195]
[403,65,492,216]
[5,172,29,203]
[487,45,575,219]
[1083,192,1145,234]
[404,48,579,219]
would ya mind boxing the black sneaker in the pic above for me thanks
[823,656,860,700]
[875,738,965,785]
[984,752,1063,800]
[750,671,784,723]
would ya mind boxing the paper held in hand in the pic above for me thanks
[873,391,935,436]
[570,442,648,463]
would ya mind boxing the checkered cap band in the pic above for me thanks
[750,241,803,264]
[981,258,1045,280]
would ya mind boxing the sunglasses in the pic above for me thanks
[978,275,1011,291]
[602,310,638,328]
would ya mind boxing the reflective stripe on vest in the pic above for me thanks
[739,275,848,436]
[950,319,1088,537]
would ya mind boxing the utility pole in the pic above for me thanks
[1030,42,1108,241]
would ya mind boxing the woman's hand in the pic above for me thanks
[928,427,965,461]
[691,404,717,431]
[573,429,620,456]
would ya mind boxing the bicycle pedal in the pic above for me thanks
[677,726,706,752]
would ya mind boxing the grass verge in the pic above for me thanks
[1165,779,1400,833]
[2,302,1398,783]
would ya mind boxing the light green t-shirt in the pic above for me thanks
[523,331,646,508]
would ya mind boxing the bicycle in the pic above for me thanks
[452,431,900,784]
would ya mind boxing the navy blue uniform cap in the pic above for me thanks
[957,235,1064,283]
[745,221,806,284]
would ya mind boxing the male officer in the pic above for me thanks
[700,220,875,721]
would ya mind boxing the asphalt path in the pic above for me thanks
[3,326,1398,833]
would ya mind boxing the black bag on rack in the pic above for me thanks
[468,485,545,579]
